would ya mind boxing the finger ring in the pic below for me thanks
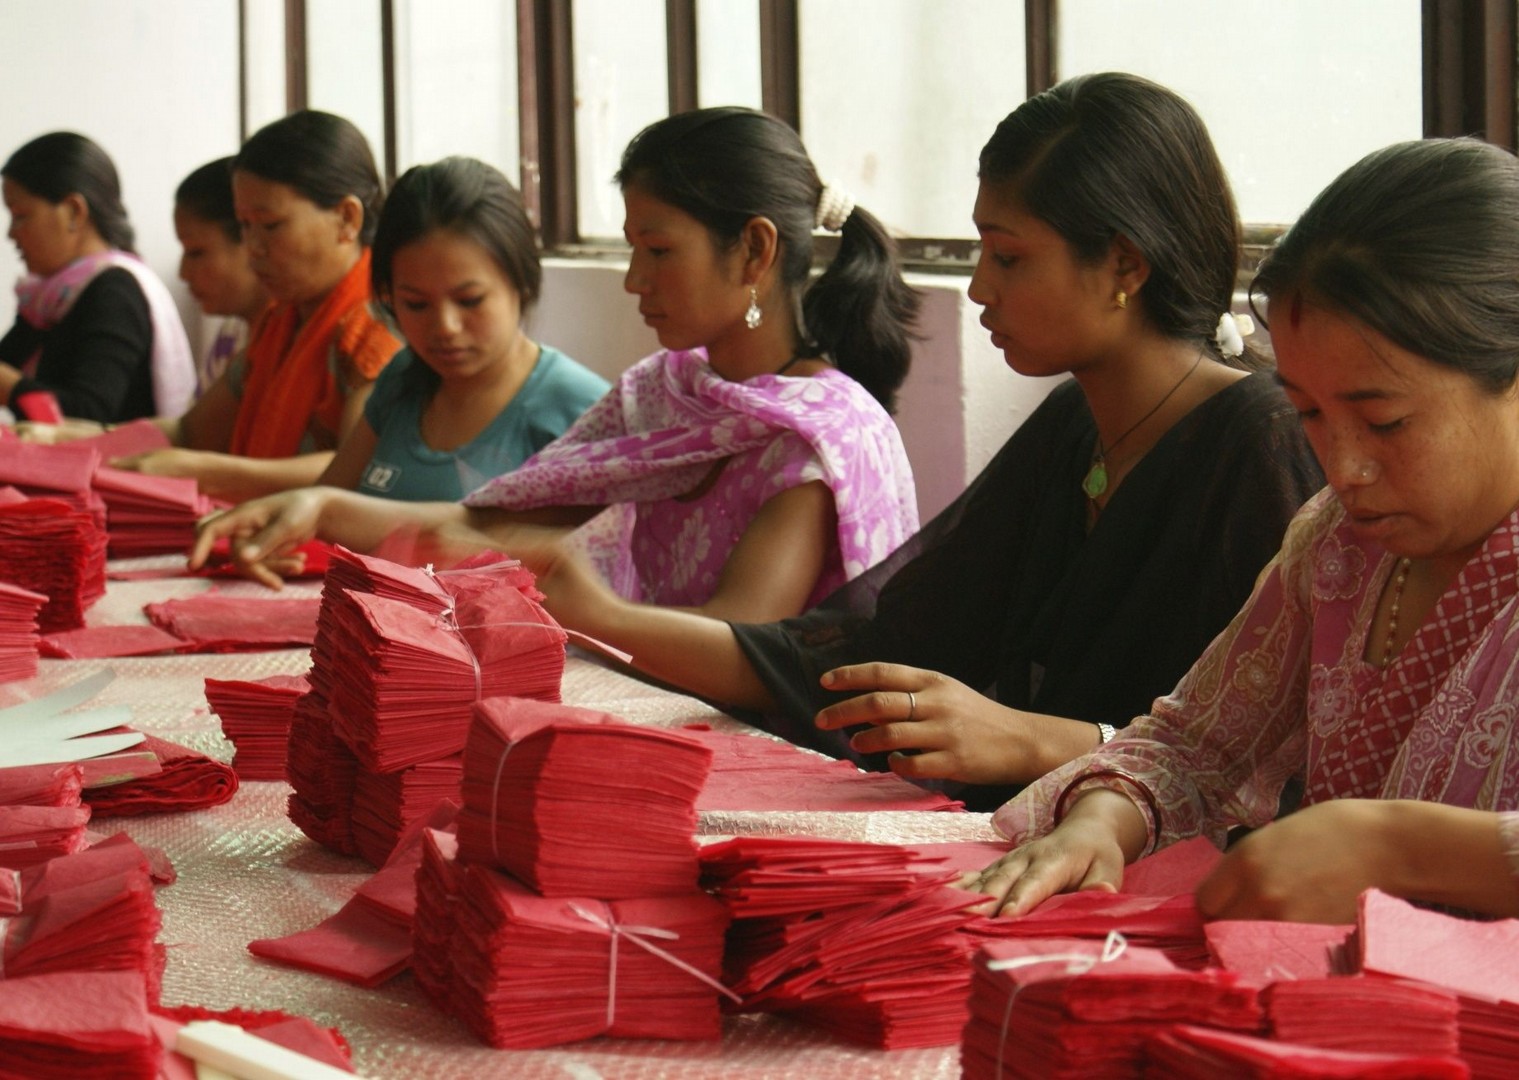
[905,690,916,722]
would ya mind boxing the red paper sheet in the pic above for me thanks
[83,734,237,818]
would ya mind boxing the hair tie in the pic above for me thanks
[1214,312,1255,358]
[815,180,855,232]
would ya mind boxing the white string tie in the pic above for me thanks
[567,901,742,1030]
[986,931,1128,1079]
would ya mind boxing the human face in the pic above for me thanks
[388,228,525,384]
[173,206,266,320]
[3,177,81,277]
[967,180,1120,377]
[232,171,355,310]
[621,184,749,354]
[1273,301,1519,568]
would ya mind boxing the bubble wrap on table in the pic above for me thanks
[10,562,989,1077]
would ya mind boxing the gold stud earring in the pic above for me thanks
[1115,290,1128,310]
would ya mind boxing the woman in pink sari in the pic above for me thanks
[193,107,920,624]
[969,137,1519,923]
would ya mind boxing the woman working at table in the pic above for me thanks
[970,136,1519,922]
[109,110,400,501]
[471,74,1325,811]
[193,106,921,624]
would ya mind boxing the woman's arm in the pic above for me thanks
[314,415,380,490]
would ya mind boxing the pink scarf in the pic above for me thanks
[15,251,195,416]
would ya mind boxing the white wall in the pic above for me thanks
[532,259,1059,521]
[0,1,243,341]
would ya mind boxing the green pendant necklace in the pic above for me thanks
[1083,351,1204,501]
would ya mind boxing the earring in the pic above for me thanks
[1115,290,1128,310]
[745,286,762,330]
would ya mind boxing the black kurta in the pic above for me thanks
[730,372,1326,810]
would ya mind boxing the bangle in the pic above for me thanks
[1097,722,1117,745]
[1053,768,1163,854]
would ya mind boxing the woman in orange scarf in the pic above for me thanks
[110,111,400,500]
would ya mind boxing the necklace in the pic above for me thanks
[1380,557,1413,667]
[1082,351,1206,501]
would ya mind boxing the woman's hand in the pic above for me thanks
[12,418,106,444]
[188,488,330,589]
[112,447,218,478]
[958,790,1139,916]
[814,663,1102,785]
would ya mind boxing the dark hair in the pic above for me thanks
[175,157,240,243]
[233,110,383,245]
[979,73,1245,365]
[370,156,542,317]
[616,107,919,412]
[1252,137,1519,395]
[2,131,135,252]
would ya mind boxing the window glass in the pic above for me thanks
[697,0,762,108]
[799,0,1026,239]
[1059,0,1422,223]
[573,0,668,239]
[394,0,520,181]
[306,0,387,169]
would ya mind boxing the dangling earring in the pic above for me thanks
[745,286,763,330]
[1115,290,1128,310]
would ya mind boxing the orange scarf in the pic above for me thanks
[229,249,399,457]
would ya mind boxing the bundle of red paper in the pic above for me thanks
[681,725,963,812]
[0,838,163,996]
[0,762,84,808]
[1263,977,1460,1057]
[0,495,108,633]
[91,466,216,558]
[0,805,91,868]
[700,836,982,1048]
[0,970,158,1078]
[81,733,238,818]
[413,827,462,1004]
[351,755,461,867]
[1145,1024,1470,1078]
[456,697,711,897]
[325,584,565,772]
[1353,888,1519,1079]
[445,862,731,1048]
[285,690,360,855]
[0,441,106,529]
[0,580,46,683]
[203,673,312,780]
[961,937,1263,1079]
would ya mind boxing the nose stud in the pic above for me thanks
[1358,464,1373,481]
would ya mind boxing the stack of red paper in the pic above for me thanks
[445,863,731,1048]
[1353,888,1519,1078]
[413,827,462,1004]
[326,584,565,772]
[700,836,982,1048]
[285,690,360,855]
[0,495,108,632]
[961,937,1262,1079]
[351,755,461,867]
[0,441,106,529]
[682,726,963,812]
[91,466,216,558]
[0,763,84,807]
[1263,977,1460,1057]
[0,838,162,996]
[0,805,91,868]
[0,580,45,683]
[203,673,311,780]
[0,970,158,1078]
[456,698,711,897]
[1145,1024,1469,1078]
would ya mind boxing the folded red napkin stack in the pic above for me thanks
[287,547,566,863]
[1352,888,1519,1079]
[0,970,158,1078]
[700,835,983,1049]
[961,937,1263,1079]
[456,697,711,897]
[0,493,108,633]
[203,673,312,780]
[0,580,46,683]
[0,441,106,530]
[1145,1024,1470,1078]
[81,733,238,818]
[0,763,83,807]
[1263,977,1460,1057]
[0,805,92,868]
[410,701,731,1049]
[91,465,216,558]
[0,837,163,998]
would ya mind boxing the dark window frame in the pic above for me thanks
[296,0,1517,274]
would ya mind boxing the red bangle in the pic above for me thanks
[1053,768,1162,854]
